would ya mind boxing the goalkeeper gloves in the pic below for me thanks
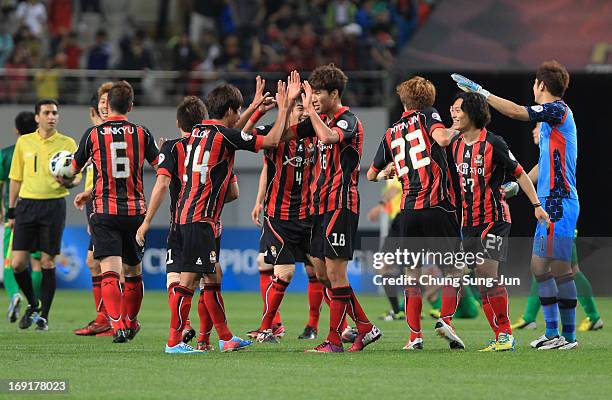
[451,73,491,99]
[501,181,519,199]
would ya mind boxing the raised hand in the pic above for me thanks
[301,80,314,111]
[276,80,288,110]
[451,73,490,98]
[252,75,272,108]
[287,70,302,102]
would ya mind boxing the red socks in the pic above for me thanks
[486,285,511,335]
[259,276,289,332]
[168,285,194,347]
[480,287,499,338]
[101,272,123,331]
[92,276,108,324]
[347,287,373,333]
[203,284,233,341]
[123,275,143,329]
[327,287,351,346]
[440,285,461,325]
[323,286,348,331]
[404,286,423,341]
[259,270,282,326]
[307,276,323,330]
[197,290,213,345]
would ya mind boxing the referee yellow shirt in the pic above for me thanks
[84,164,94,191]
[8,130,78,199]
[385,177,403,219]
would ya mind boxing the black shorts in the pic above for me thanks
[85,199,94,251]
[90,213,144,266]
[262,216,312,265]
[165,224,182,274]
[396,206,461,267]
[178,222,217,274]
[13,198,66,256]
[381,215,401,253]
[462,221,511,263]
[310,209,359,260]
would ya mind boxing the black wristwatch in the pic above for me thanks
[7,207,15,219]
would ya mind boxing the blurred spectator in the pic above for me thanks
[325,0,357,30]
[119,29,154,70]
[58,32,82,69]
[267,2,293,30]
[86,29,111,70]
[231,0,265,43]
[48,0,73,38]
[215,34,248,71]
[172,33,198,71]
[196,29,221,71]
[189,0,223,44]
[0,20,14,68]
[35,58,60,100]
[1,43,29,102]
[15,0,47,37]
[392,0,418,49]
[13,26,42,66]
[368,27,395,70]
[81,0,102,14]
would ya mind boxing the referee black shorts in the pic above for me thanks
[85,198,94,252]
[13,198,66,256]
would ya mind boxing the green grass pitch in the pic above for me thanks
[0,291,611,399]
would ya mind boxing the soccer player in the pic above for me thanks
[367,76,462,350]
[0,111,43,323]
[512,123,603,332]
[137,80,292,353]
[8,99,81,331]
[285,64,381,353]
[453,60,581,349]
[450,92,549,351]
[240,72,321,343]
[73,82,116,336]
[69,81,159,343]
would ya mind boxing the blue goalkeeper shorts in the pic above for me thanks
[533,197,579,262]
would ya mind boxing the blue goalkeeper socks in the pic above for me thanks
[557,275,578,343]
[536,274,559,338]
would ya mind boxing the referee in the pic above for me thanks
[7,99,81,331]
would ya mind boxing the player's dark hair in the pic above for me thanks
[396,76,435,110]
[14,111,37,135]
[308,63,348,97]
[107,80,134,115]
[454,92,491,129]
[205,84,243,119]
[177,96,208,132]
[34,99,59,115]
[89,92,100,117]
[536,60,569,98]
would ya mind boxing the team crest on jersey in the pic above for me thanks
[209,250,217,264]
[531,105,543,113]
[270,245,277,257]
[158,153,165,164]
[475,154,483,166]
[241,131,254,141]
[337,120,348,130]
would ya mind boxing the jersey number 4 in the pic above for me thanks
[390,129,431,176]
[184,144,210,184]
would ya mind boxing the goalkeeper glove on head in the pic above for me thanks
[451,73,491,98]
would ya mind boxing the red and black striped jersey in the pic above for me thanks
[295,106,362,215]
[158,136,238,225]
[371,108,455,210]
[175,120,263,224]
[254,124,315,220]
[451,129,523,227]
[72,115,159,216]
